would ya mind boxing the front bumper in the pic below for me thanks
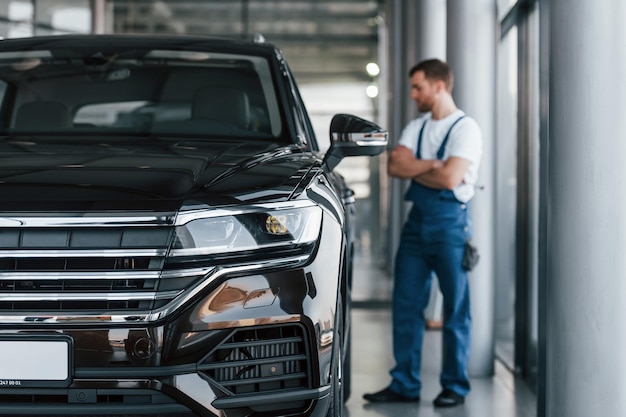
[0,271,335,416]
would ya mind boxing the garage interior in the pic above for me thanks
[7,1,620,416]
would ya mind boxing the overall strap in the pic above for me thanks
[436,115,466,159]
[416,115,466,160]
[416,120,427,159]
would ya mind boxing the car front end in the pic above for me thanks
[0,34,386,417]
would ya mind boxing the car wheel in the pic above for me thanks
[326,299,345,417]
[342,251,353,402]
[343,319,351,402]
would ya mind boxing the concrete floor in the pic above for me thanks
[344,252,537,417]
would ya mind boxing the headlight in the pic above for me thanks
[170,203,322,257]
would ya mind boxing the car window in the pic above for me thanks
[0,49,287,142]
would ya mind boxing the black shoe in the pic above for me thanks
[363,387,420,403]
[433,389,465,407]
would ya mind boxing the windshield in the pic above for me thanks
[0,48,285,141]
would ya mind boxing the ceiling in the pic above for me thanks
[109,0,384,83]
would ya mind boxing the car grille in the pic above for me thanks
[0,223,205,316]
[199,324,312,395]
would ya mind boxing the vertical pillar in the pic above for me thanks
[417,0,446,61]
[386,0,447,272]
[537,2,550,415]
[0,1,9,39]
[415,0,447,328]
[446,0,497,376]
[542,1,626,416]
[92,0,106,34]
[385,0,414,272]
[32,0,46,36]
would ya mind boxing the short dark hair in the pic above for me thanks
[409,59,454,91]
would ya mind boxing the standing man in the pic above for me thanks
[363,59,483,407]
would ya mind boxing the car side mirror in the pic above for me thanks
[323,113,388,170]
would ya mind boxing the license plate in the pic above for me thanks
[0,335,73,387]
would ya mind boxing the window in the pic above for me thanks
[0,48,286,140]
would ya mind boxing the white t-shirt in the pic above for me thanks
[398,109,483,203]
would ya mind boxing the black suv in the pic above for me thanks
[0,35,386,417]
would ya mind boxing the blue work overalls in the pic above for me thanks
[389,116,472,398]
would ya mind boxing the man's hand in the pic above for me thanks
[387,145,443,179]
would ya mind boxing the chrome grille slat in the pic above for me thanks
[0,249,167,257]
[0,213,175,227]
[161,267,215,279]
[0,218,182,317]
[0,291,178,301]
[0,271,162,279]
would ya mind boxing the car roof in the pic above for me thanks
[0,33,281,57]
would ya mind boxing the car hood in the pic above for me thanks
[0,136,318,211]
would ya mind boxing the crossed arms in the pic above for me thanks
[387,144,471,190]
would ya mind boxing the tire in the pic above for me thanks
[326,299,345,417]
[342,249,353,402]
[343,320,351,402]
